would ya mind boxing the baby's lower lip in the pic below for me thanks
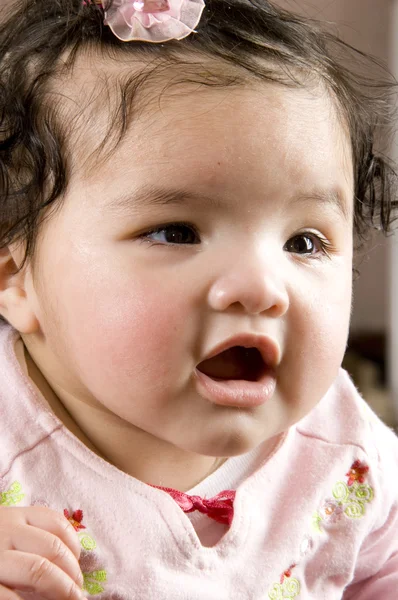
[194,369,276,408]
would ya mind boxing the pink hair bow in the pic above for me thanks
[100,0,205,43]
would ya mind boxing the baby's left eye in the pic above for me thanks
[284,233,324,255]
[144,223,200,245]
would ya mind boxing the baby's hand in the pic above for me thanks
[0,506,84,600]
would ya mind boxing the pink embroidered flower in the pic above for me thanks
[319,499,344,524]
[101,0,205,43]
[79,549,102,573]
[346,460,369,486]
[64,509,86,531]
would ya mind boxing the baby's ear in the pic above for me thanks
[0,245,39,333]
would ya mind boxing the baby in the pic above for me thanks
[0,0,397,598]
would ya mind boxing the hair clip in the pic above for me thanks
[91,0,205,43]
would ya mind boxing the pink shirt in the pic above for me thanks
[1,321,397,599]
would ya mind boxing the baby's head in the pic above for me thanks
[0,0,396,459]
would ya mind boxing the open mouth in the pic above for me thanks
[194,336,278,407]
[197,346,267,382]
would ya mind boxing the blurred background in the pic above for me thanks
[275,0,398,431]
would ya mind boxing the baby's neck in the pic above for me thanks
[23,346,226,491]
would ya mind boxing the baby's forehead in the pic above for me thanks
[52,48,350,182]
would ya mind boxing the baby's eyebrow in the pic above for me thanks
[291,189,351,222]
[105,184,351,221]
[106,185,222,216]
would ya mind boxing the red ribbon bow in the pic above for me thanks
[153,486,236,525]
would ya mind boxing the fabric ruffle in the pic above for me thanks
[103,0,205,43]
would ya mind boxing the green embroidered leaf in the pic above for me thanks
[329,479,374,521]
[355,484,374,503]
[283,578,300,597]
[332,481,350,503]
[78,532,97,551]
[311,511,323,533]
[0,481,25,506]
[268,583,284,600]
[84,580,105,595]
[268,578,301,599]
[91,570,107,582]
[83,570,107,596]
[344,500,365,519]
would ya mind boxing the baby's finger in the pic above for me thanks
[0,551,84,600]
[11,524,83,587]
[25,507,82,560]
[0,583,22,600]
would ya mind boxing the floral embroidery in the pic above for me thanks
[267,562,301,599]
[346,460,369,486]
[83,570,107,596]
[74,521,108,596]
[269,461,374,597]
[280,564,297,585]
[78,532,97,551]
[0,481,25,506]
[80,548,102,574]
[318,498,344,524]
[268,577,300,599]
[64,508,86,531]
[273,534,312,596]
[312,460,374,532]
[62,508,108,595]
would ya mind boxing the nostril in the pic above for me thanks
[197,346,266,381]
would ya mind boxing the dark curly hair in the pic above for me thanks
[0,0,397,275]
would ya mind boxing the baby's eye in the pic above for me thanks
[144,224,200,245]
[284,233,326,255]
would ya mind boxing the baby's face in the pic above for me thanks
[22,78,354,457]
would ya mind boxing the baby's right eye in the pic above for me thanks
[143,223,200,245]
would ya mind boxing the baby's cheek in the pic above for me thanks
[77,280,187,384]
[310,307,350,367]
[287,285,351,400]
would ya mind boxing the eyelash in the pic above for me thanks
[139,222,201,246]
[283,232,334,259]
[139,223,334,258]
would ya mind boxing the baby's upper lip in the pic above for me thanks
[198,333,281,369]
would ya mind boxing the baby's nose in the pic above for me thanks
[207,260,289,317]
